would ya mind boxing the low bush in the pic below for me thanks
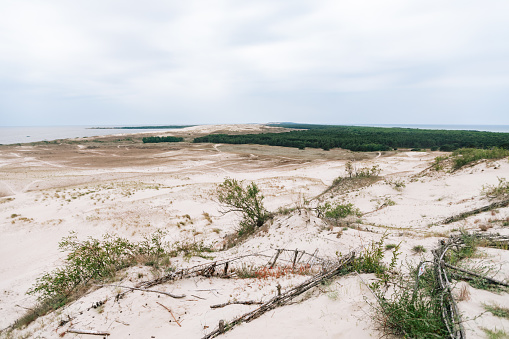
[18,231,211,329]
[317,202,361,219]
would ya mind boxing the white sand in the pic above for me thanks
[1,125,508,338]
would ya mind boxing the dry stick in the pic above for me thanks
[269,249,282,269]
[202,251,355,339]
[99,284,186,298]
[156,302,181,327]
[441,199,509,224]
[292,249,299,269]
[210,301,263,309]
[443,262,509,287]
[67,329,110,336]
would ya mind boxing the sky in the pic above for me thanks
[1,0,509,126]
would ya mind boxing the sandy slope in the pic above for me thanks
[0,124,508,338]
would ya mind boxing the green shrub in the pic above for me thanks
[318,202,361,219]
[216,178,269,228]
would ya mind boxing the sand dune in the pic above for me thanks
[1,125,508,338]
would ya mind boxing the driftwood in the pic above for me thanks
[441,199,509,224]
[100,284,185,298]
[67,328,110,336]
[444,262,509,287]
[202,251,355,339]
[210,300,263,309]
[156,302,182,327]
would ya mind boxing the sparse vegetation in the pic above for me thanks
[433,147,509,171]
[324,162,382,194]
[411,245,427,254]
[452,148,509,170]
[482,328,509,339]
[17,231,212,329]
[483,177,509,200]
[484,304,509,319]
[385,178,406,191]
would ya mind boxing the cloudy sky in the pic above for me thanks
[1,0,509,126]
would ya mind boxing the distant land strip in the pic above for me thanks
[193,123,509,152]
[89,125,196,130]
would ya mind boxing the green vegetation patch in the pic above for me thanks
[484,304,509,319]
[193,124,509,152]
[142,136,184,143]
[17,231,212,329]
[433,147,509,171]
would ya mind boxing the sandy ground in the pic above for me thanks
[0,124,508,338]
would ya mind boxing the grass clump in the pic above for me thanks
[373,267,449,338]
[483,177,509,200]
[484,304,509,319]
[168,240,214,260]
[324,162,382,194]
[482,328,509,339]
[345,236,449,338]
[411,245,427,254]
[385,243,398,251]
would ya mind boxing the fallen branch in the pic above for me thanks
[202,251,355,339]
[210,300,263,309]
[99,284,185,298]
[441,199,509,224]
[443,262,509,287]
[156,302,182,327]
[67,329,110,336]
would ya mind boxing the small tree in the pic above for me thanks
[216,178,269,229]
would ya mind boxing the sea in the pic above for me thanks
[0,124,509,145]
[0,126,184,145]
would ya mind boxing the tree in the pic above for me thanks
[216,178,269,228]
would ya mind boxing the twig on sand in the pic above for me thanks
[67,328,110,336]
[99,284,185,298]
[156,302,182,327]
[210,300,263,309]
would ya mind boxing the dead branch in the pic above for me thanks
[210,301,263,309]
[443,262,509,287]
[67,329,110,336]
[99,284,185,298]
[202,251,355,339]
[440,199,509,224]
[156,302,182,327]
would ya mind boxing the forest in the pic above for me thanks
[142,136,184,143]
[193,123,509,152]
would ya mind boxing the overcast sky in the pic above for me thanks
[1,0,509,126]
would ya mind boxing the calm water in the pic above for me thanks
[360,124,509,133]
[1,124,509,145]
[0,126,184,145]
